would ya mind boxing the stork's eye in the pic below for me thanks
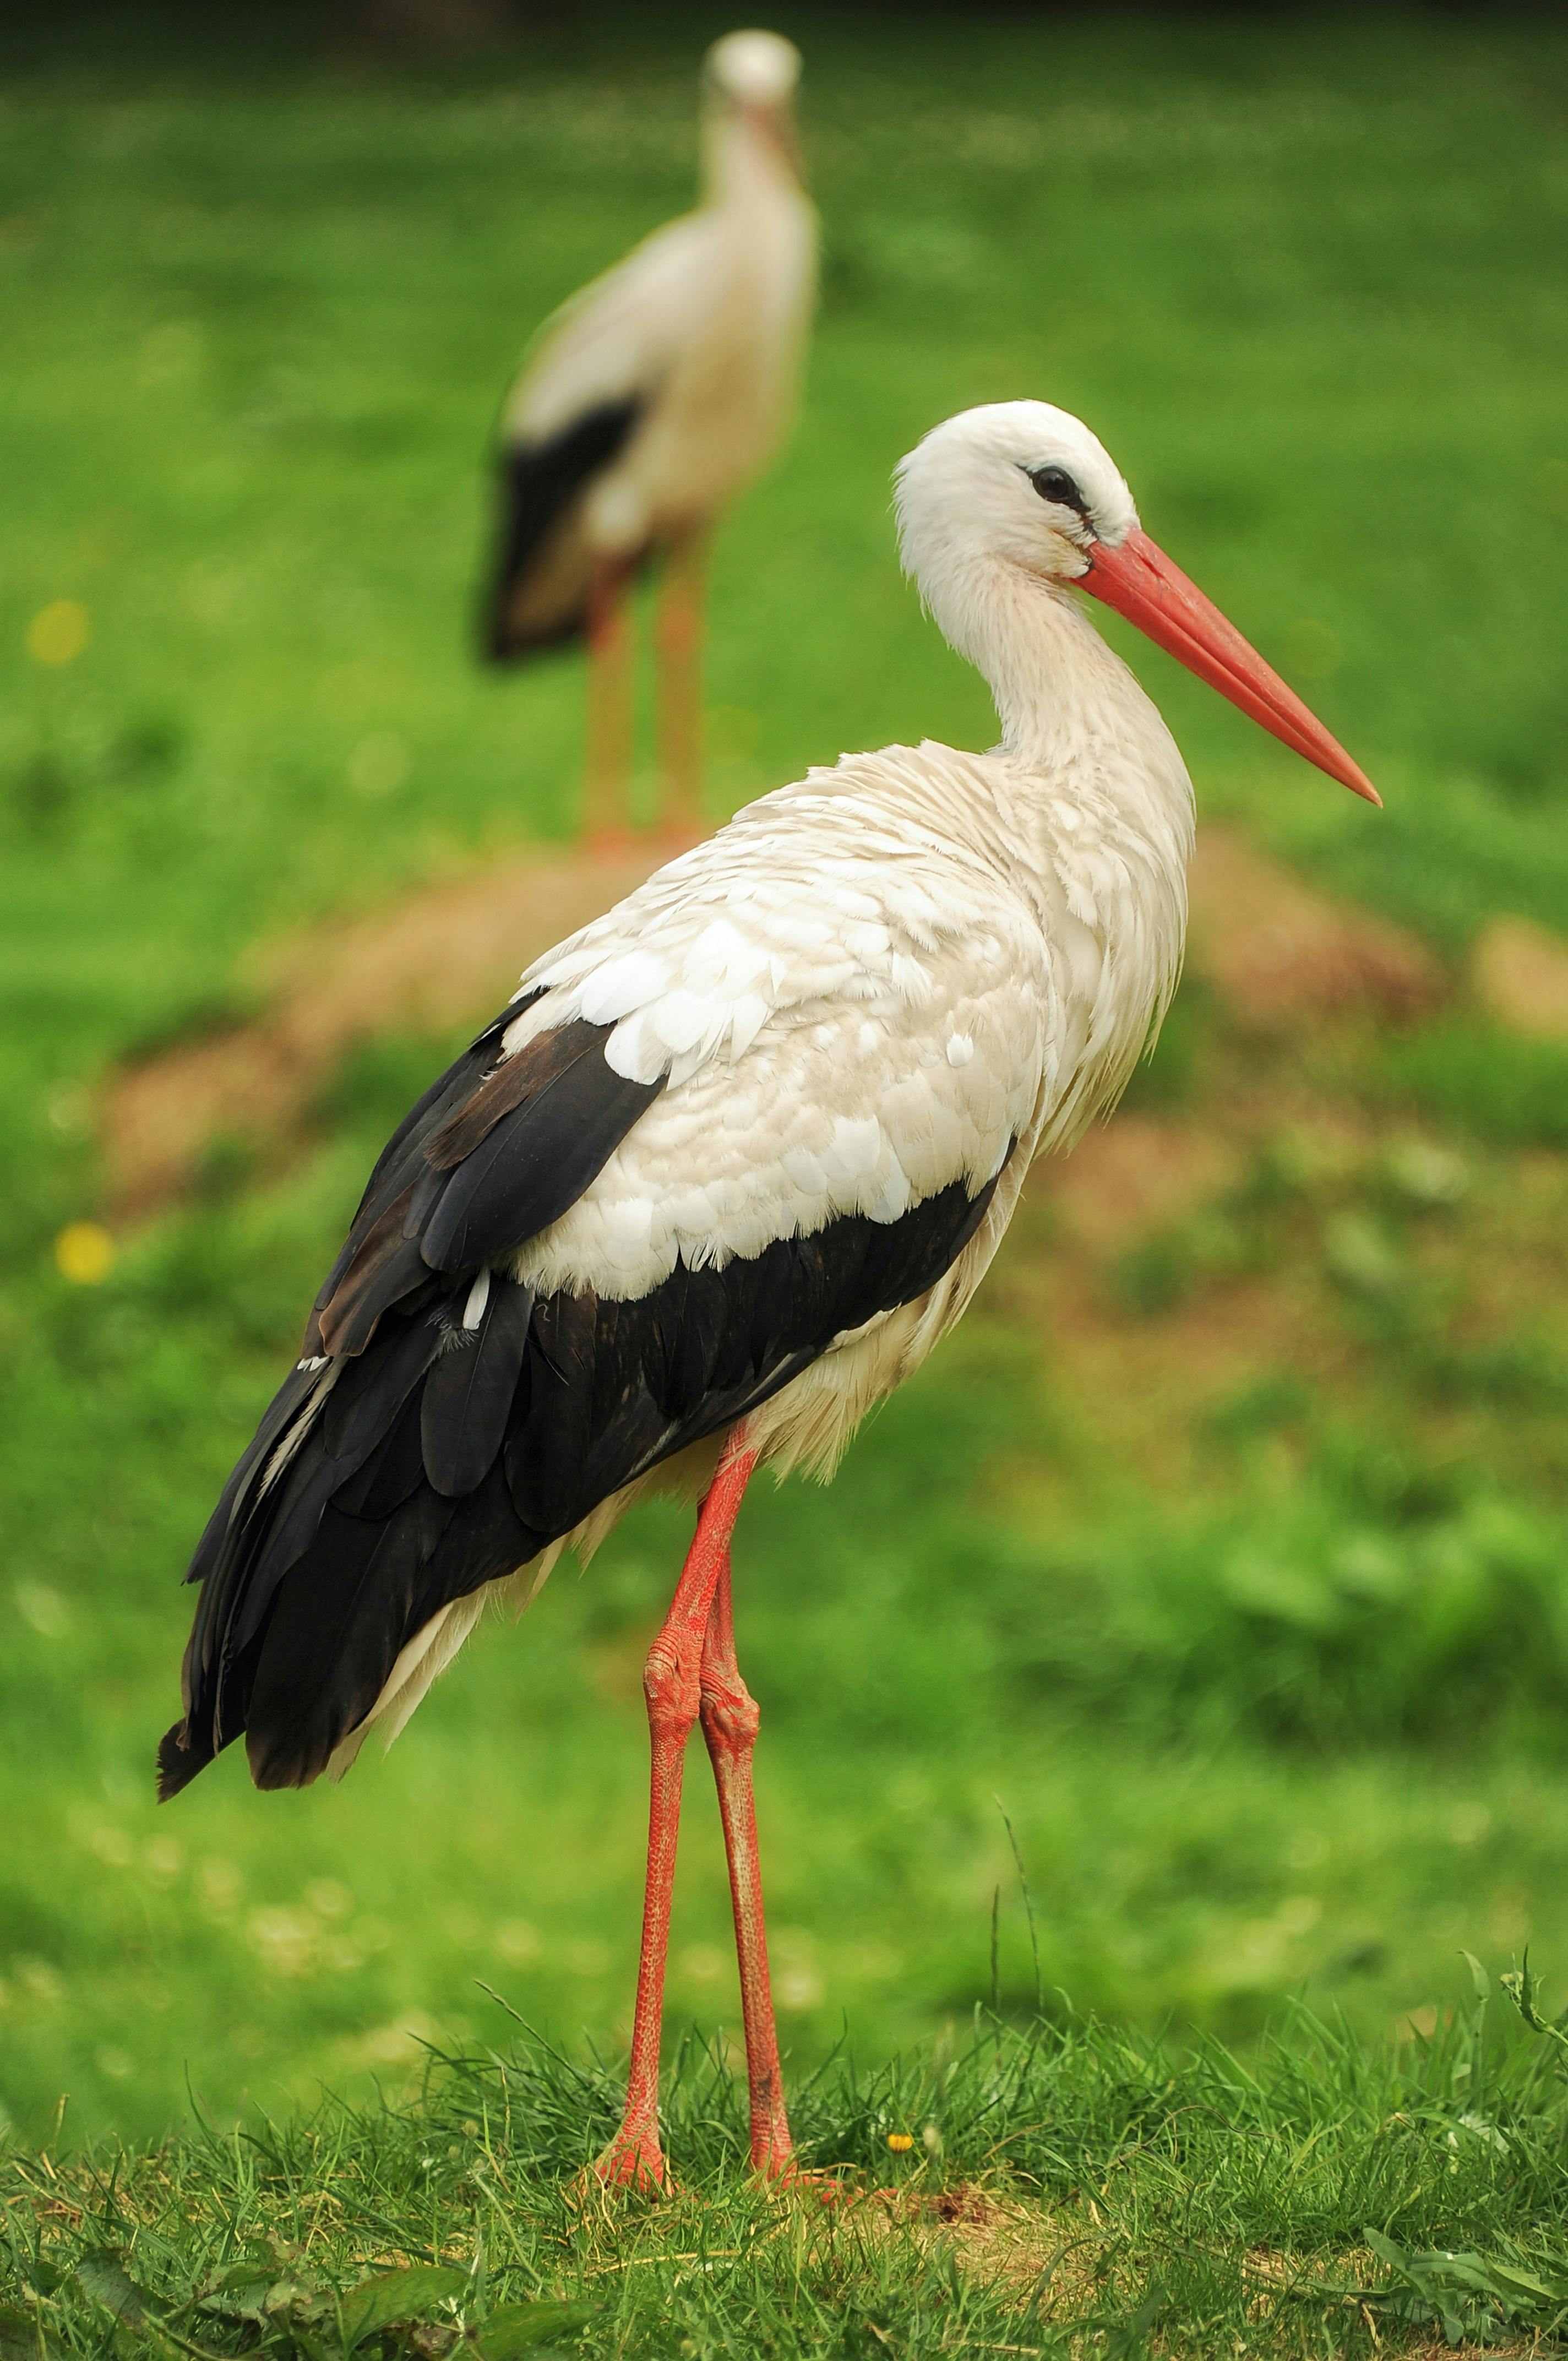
[1025,464,1089,517]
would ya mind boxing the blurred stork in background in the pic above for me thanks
[481,29,816,846]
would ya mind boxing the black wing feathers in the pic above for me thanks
[483,399,644,660]
[181,1356,324,1595]
[421,1280,536,1499]
[159,1001,659,1800]
[244,1491,454,1792]
[317,1015,661,1355]
[306,994,542,1353]
[420,1035,658,1274]
[426,1007,588,1167]
[160,972,1012,1801]
[315,1198,428,1359]
[319,1308,447,1472]
[334,1386,427,1521]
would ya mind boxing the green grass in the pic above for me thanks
[8,1974,1568,2357]
[2,23,1568,2324]
[1369,1025,1568,1150]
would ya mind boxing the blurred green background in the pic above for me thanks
[2,4,1567,2150]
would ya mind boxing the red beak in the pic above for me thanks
[1077,527,1380,806]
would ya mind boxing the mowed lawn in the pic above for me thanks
[1,7,1567,2151]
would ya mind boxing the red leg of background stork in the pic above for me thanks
[582,559,635,851]
[654,529,709,844]
[594,1429,759,2190]
[700,1553,796,2177]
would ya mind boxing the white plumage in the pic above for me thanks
[502,752,1142,1313]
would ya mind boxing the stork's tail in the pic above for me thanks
[157,1269,540,1798]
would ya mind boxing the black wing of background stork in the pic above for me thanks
[481,396,645,659]
[159,1008,1003,1798]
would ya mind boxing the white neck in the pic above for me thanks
[702,109,797,213]
[929,555,1191,819]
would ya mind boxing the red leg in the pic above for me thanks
[583,559,634,851]
[654,528,709,845]
[700,1554,796,2177]
[594,1431,757,2190]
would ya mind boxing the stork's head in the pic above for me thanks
[706,29,801,116]
[897,401,1136,587]
[896,400,1378,804]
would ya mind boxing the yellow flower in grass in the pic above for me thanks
[26,600,91,666]
[886,2132,914,2153]
[55,1221,115,1283]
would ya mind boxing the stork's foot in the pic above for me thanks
[649,818,705,854]
[761,2159,854,2206]
[587,2123,668,2193]
[583,825,644,863]
[747,2119,851,2203]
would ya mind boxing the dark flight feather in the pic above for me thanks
[482,399,645,661]
[315,1194,427,1358]
[420,1047,664,1272]
[421,1276,535,1498]
[318,1307,448,1470]
[180,1357,325,1595]
[427,1015,597,1168]
[158,996,657,1799]
[245,1491,455,1791]
[315,1024,662,1354]
[307,995,542,1347]
[333,1387,428,1521]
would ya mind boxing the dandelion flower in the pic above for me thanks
[27,600,90,666]
[55,1221,115,1284]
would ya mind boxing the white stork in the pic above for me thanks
[161,401,1376,2189]
[481,28,815,844]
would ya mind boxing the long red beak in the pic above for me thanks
[1077,527,1380,806]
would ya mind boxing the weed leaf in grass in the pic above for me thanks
[198,2266,330,2328]
[74,2249,154,2328]
[0,2302,64,2359]
[1503,1951,1568,2059]
[337,2265,470,2346]
[74,2250,223,2360]
[473,2299,599,2356]
[195,2271,272,2323]
[1360,2228,1565,2347]
[1093,2281,1164,2360]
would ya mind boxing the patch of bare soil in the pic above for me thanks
[1472,912,1568,1041]
[1046,1116,1239,1255]
[1186,826,1441,1031]
[865,2196,1532,2357]
[858,2184,1101,2323]
[104,842,665,1215]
